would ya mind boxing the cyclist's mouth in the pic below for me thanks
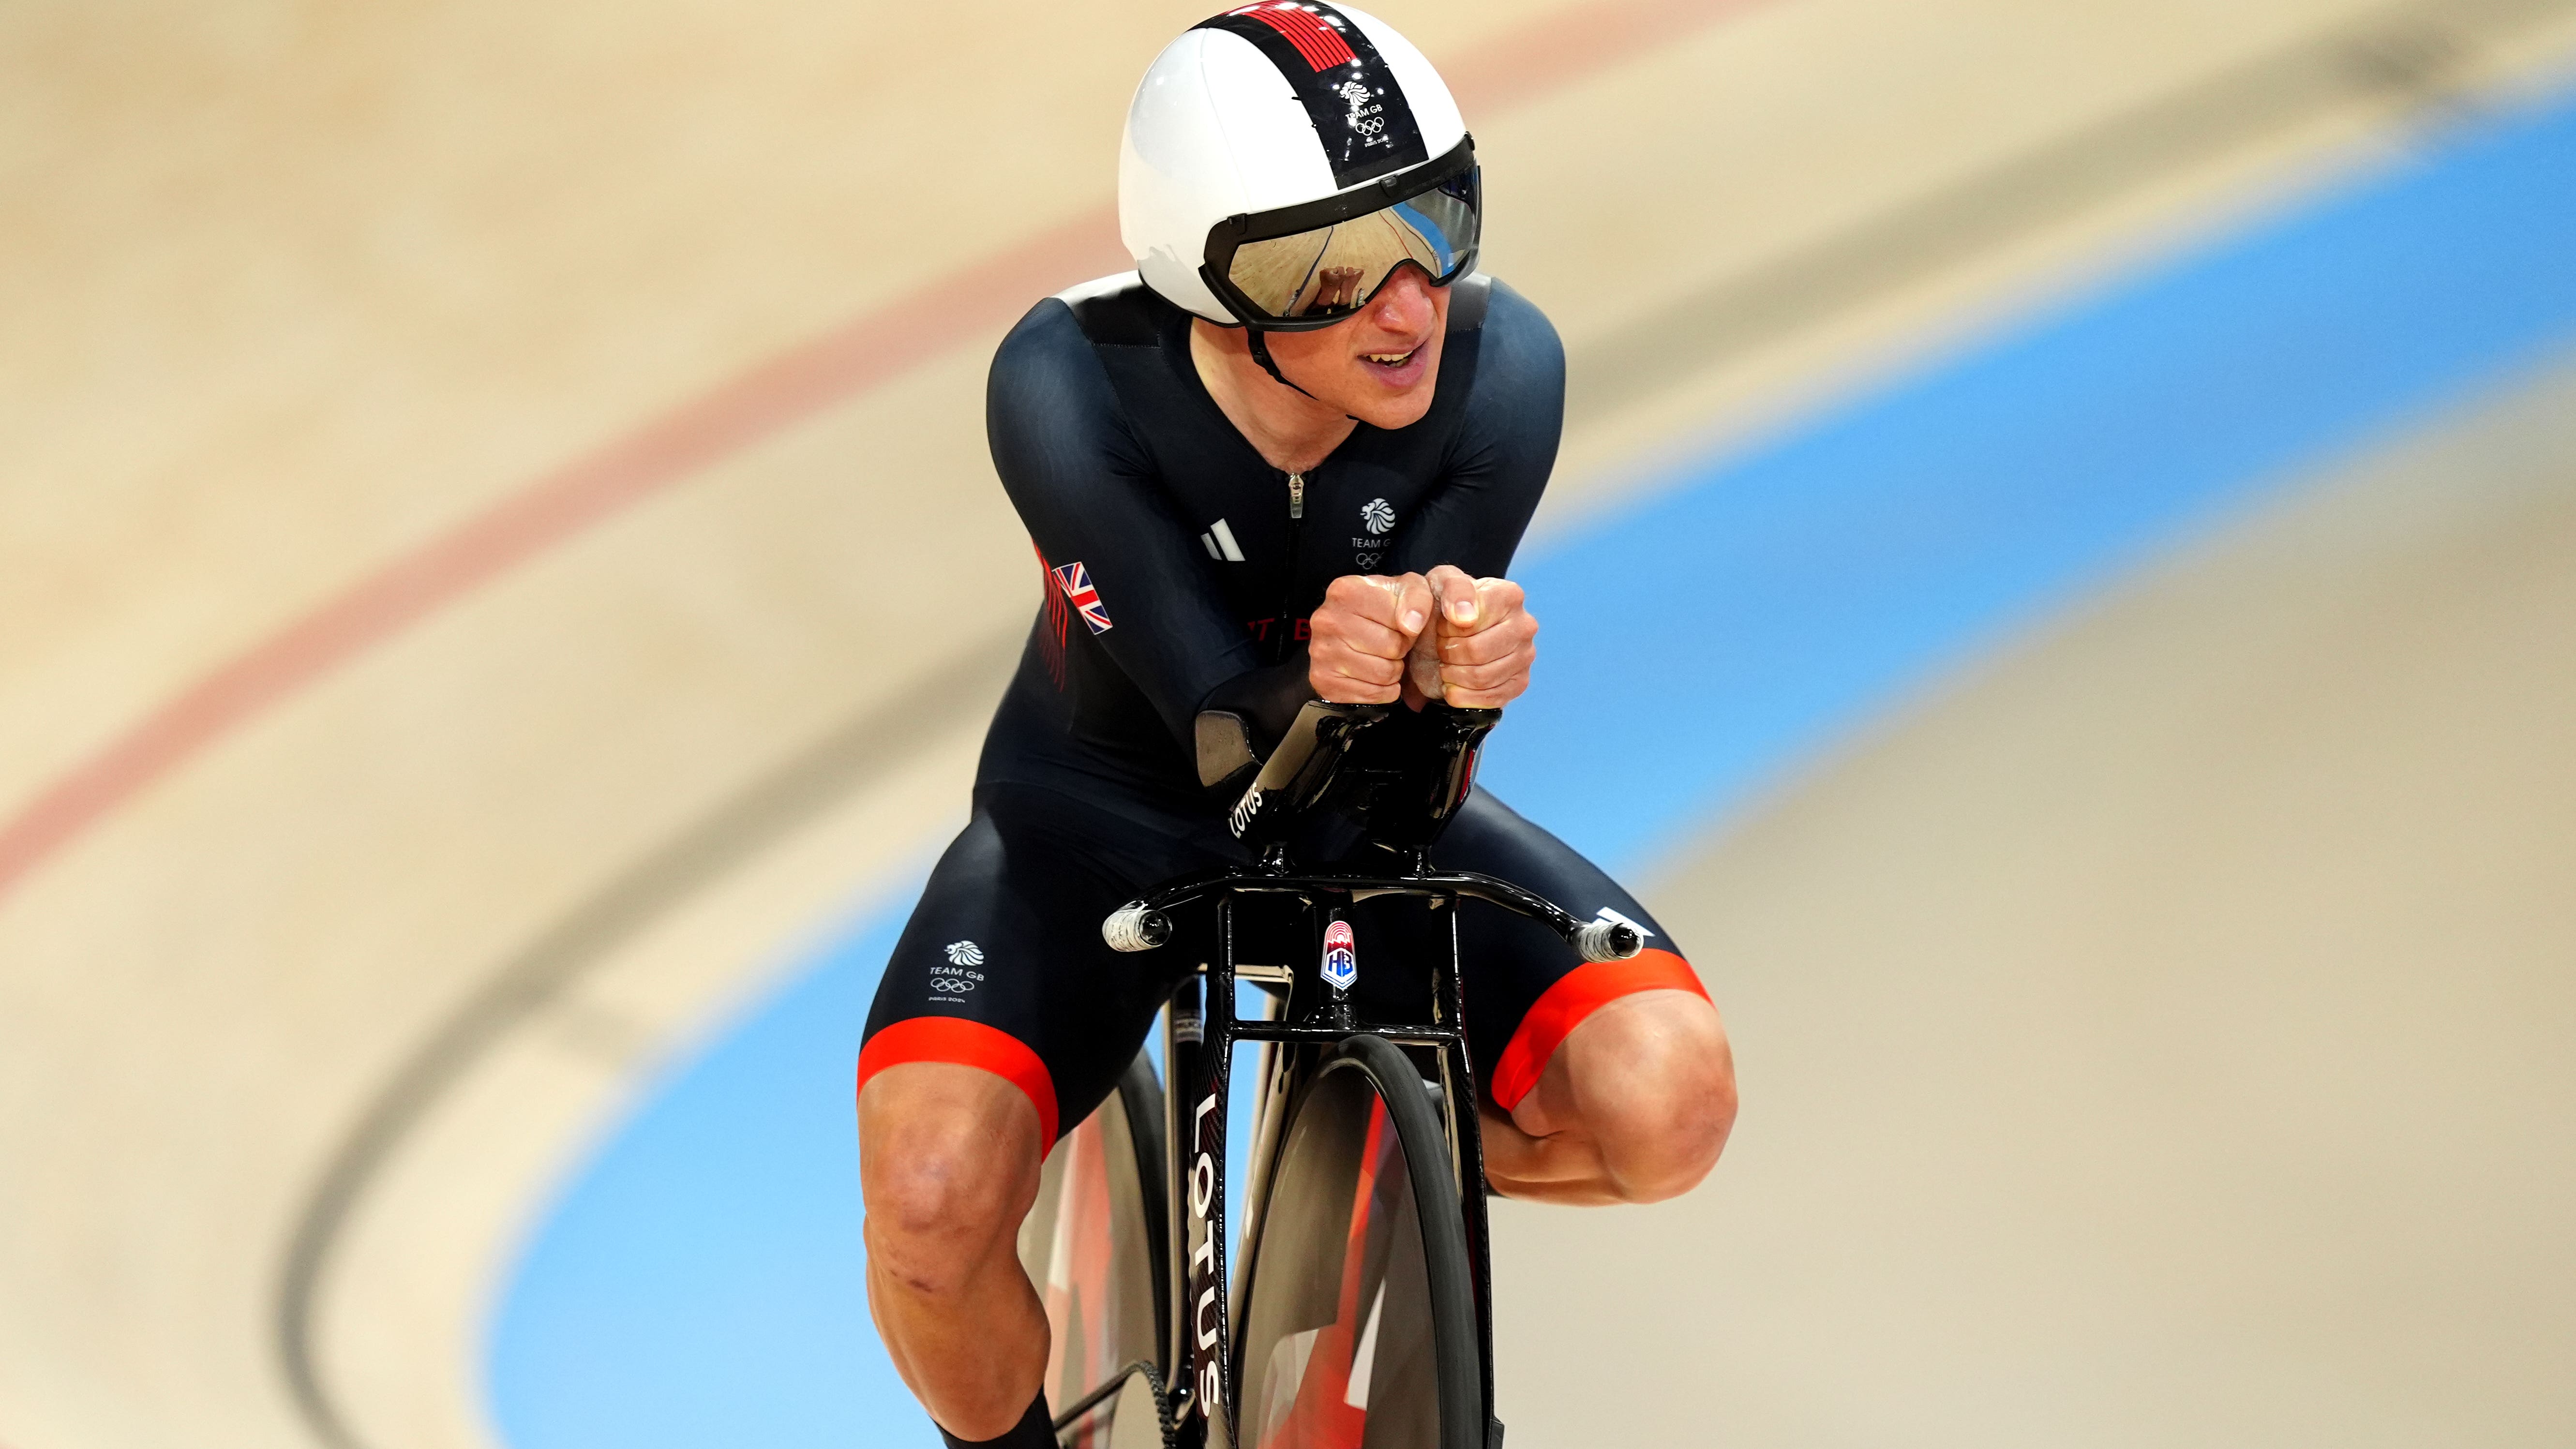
[1359,343,1428,384]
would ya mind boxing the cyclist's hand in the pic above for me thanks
[1309,572,1433,703]
[1423,564,1537,708]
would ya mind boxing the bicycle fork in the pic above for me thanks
[1163,899,1243,1448]
[1159,892,1505,1449]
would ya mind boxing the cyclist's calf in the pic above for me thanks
[1490,987,1737,1205]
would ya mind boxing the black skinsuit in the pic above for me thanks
[858,274,1693,1144]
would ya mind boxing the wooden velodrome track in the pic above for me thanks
[1492,355,2576,1444]
[5,1,2575,1446]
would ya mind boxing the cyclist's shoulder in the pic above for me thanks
[998,272,1177,363]
[1459,275,1561,374]
[990,272,1185,419]
[1052,271,1179,346]
[1447,275,1563,433]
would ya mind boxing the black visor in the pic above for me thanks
[1199,135,1481,329]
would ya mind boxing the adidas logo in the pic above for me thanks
[1199,518,1245,562]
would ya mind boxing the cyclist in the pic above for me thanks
[855,7,1736,1445]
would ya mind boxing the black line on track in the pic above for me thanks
[1564,0,2576,426]
[270,0,2576,1441]
[271,632,1022,1449]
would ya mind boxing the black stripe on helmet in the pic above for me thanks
[1194,3,1429,190]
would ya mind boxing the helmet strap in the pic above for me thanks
[1243,328,1319,401]
[1244,327,1362,422]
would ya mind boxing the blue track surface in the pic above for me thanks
[488,87,2576,1447]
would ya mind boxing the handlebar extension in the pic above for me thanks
[1570,917,1645,963]
[1222,697,1503,849]
[1101,882,1643,962]
[1102,902,1174,954]
[1227,699,1387,843]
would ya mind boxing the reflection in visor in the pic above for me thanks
[1227,178,1477,320]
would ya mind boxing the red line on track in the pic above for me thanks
[0,0,1771,905]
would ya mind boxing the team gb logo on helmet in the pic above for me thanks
[1337,78,1388,140]
[1207,3,1431,187]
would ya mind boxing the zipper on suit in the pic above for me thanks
[1274,471,1309,663]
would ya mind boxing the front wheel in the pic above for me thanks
[1018,1051,1170,1449]
[1233,1035,1482,1449]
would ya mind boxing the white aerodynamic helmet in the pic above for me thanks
[1119,2,1481,329]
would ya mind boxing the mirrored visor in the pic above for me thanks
[1223,172,1479,322]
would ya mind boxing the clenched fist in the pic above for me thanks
[1413,564,1537,708]
[1307,572,1431,704]
[1308,564,1537,709]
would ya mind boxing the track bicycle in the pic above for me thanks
[1011,699,1646,1449]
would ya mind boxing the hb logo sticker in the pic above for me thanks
[1320,919,1357,991]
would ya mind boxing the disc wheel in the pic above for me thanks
[1233,1035,1481,1449]
[1018,1051,1169,1449]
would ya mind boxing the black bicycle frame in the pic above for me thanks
[1153,865,1576,1447]
[1111,699,1635,1446]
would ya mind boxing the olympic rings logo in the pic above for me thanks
[929,977,976,994]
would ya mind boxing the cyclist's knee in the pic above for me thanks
[858,1061,1045,1285]
[1563,991,1736,1203]
[1594,1069,1733,1203]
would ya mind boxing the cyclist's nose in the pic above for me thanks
[1367,269,1437,336]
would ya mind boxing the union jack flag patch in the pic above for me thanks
[1050,560,1114,634]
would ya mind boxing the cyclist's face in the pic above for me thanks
[1264,268,1450,429]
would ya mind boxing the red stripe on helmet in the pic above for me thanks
[1229,2,1357,71]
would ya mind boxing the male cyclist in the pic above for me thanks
[855,7,1736,1445]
